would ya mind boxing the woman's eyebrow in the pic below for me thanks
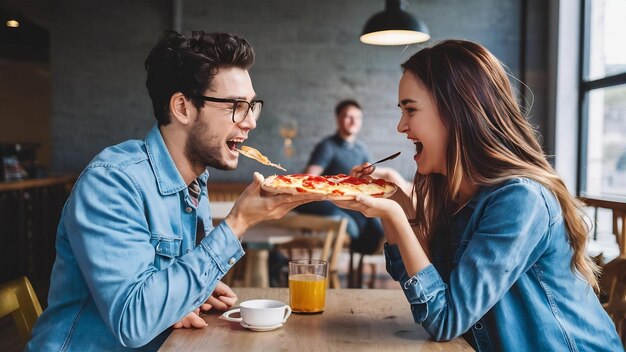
[398,99,418,107]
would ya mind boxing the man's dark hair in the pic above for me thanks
[334,99,361,116]
[145,30,255,125]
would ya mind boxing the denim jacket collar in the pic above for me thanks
[145,125,209,195]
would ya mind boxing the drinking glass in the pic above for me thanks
[288,259,327,314]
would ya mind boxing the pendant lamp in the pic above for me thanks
[360,0,430,46]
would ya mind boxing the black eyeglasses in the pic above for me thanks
[196,95,264,123]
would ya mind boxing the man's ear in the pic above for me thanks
[169,92,195,125]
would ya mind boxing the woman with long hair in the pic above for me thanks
[336,40,622,351]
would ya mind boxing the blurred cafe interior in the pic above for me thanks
[1,0,625,350]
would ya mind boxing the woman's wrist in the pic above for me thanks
[381,201,404,221]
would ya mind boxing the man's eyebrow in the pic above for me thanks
[226,95,258,101]
[398,99,417,106]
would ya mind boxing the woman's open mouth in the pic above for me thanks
[414,140,423,160]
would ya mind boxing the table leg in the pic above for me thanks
[243,249,269,288]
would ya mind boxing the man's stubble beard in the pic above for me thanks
[184,120,236,171]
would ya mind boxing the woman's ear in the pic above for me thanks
[169,92,195,125]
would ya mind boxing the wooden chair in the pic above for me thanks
[0,276,43,344]
[580,196,626,257]
[274,214,349,289]
[348,245,385,289]
[600,257,626,347]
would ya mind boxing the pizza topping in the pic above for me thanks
[341,176,369,185]
[276,175,292,183]
[236,146,286,171]
[302,175,336,189]
[261,173,397,199]
[372,179,387,186]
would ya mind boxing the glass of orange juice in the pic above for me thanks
[288,259,327,314]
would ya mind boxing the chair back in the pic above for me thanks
[580,196,626,257]
[0,276,43,344]
[274,214,348,288]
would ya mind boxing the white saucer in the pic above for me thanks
[240,322,283,332]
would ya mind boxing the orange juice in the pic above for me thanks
[289,273,327,313]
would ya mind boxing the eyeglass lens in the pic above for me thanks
[233,101,262,123]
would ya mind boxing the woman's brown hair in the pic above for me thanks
[401,39,599,289]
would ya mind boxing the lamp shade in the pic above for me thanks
[360,0,430,46]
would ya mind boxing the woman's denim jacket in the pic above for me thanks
[27,125,245,351]
[385,178,623,351]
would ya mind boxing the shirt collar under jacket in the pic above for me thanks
[145,125,209,195]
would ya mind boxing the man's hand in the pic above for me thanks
[200,281,237,312]
[225,172,326,236]
[171,308,207,329]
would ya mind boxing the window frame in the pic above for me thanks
[577,0,626,202]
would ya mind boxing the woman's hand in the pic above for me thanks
[332,195,401,220]
[226,172,326,236]
[351,162,415,217]
[351,162,375,179]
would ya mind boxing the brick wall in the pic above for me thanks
[51,0,548,182]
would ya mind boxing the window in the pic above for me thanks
[579,0,626,198]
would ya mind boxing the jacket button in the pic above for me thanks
[474,322,483,330]
[185,207,193,213]
[228,258,236,265]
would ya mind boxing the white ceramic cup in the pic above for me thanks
[221,299,292,327]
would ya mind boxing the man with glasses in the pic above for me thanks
[27,31,322,351]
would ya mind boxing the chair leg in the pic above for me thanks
[367,262,377,289]
[348,250,355,288]
[356,254,365,288]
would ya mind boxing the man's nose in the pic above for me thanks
[238,113,257,130]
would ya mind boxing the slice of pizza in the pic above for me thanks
[236,146,286,171]
[261,174,397,199]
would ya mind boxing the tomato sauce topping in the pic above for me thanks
[340,176,369,185]
[276,175,292,183]
[303,175,336,189]
[372,179,387,187]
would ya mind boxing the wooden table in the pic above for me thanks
[159,288,474,351]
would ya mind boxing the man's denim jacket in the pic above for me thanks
[385,178,623,351]
[27,125,245,351]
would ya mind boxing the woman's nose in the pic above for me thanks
[396,115,408,133]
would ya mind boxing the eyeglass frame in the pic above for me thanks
[196,95,264,123]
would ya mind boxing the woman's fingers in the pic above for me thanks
[351,163,375,178]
